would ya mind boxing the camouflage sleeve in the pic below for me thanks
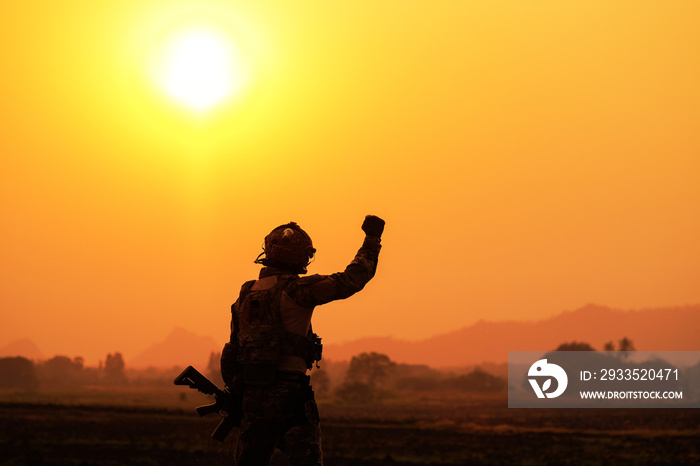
[287,236,381,307]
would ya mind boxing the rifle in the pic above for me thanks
[173,365,242,441]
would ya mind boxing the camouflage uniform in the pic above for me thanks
[223,235,382,466]
[236,374,322,465]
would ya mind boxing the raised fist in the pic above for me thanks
[361,215,385,238]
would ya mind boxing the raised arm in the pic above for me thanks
[287,215,384,306]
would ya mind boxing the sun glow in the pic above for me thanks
[155,27,246,112]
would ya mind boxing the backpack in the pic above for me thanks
[234,276,322,383]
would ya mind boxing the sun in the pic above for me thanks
[154,27,246,112]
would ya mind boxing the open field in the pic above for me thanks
[1,389,699,465]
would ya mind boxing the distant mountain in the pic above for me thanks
[324,304,700,367]
[0,338,44,360]
[129,327,219,369]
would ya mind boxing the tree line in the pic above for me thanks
[0,338,636,394]
[202,351,508,403]
[327,352,507,402]
[0,353,126,390]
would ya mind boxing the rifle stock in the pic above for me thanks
[174,366,219,395]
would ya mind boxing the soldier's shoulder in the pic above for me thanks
[239,280,256,292]
[294,274,327,286]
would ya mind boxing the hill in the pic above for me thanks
[323,304,700,367]
[129,327,219,369]
[0,338,45,360]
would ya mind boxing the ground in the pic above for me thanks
[1,389,698,465]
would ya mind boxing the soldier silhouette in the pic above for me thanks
[221,215,385,465]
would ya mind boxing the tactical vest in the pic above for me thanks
[235,276,322,384]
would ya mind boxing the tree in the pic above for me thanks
[38,356,85,388]
[555,341,596,351]
[336,352,397,403]
[0,357,39,390]
[345,352,396,389]
[603,341,616,351]
[104,352,126,385]
[618,337,636,359]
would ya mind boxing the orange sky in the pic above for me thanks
[2,1,699,366]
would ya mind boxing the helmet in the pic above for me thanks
[254,222,316,274]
